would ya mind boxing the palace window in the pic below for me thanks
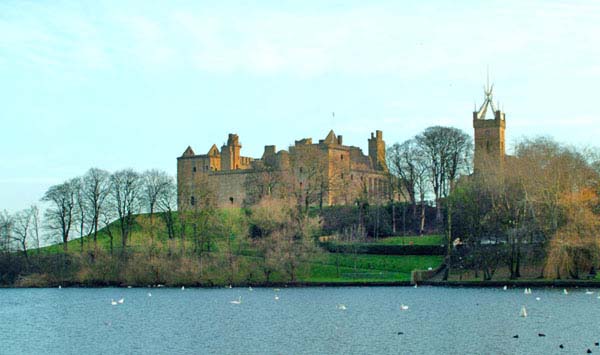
[192,166,197,173]
[340,154,344,160]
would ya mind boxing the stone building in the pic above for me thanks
[473,84,506,173]
[177,130,393,210]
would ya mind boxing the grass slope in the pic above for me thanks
[33,212,444,286]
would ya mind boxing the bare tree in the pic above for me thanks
[141,169,172,243]
[30,205,41,254]
[416,126,472,224]
[72,177,88,252]
[12,209,35,259]
[156,176,177,241]
[0,210,13,253]
[110,169,142,251]
[42,180,76,252]
[82,168,111,255]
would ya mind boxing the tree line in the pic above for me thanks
[0,168,176,258]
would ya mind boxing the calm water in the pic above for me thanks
[1,286,599,354]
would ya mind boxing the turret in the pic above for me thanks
[221,133,242,170]
[368,130,388,172]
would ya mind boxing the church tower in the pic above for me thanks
[473,82,506,173]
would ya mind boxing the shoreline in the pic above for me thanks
[4,279,600,288]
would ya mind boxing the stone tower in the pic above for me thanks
[473,83,506,173]
[368,130,388,172]
[221,134,242,170]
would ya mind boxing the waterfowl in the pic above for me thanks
[111,299,117,306]
[117,298,124,304]
[230,296,242,304]
[400,304,409,310]
[519,306,527,317]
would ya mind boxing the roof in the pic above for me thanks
[323,130,337,145]
[182,146,195,157]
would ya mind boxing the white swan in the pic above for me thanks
[585,289,594,295]
[503,285,507,290]
[536,297,541,301]
[520,305,527,317]
[181,286,185,291]
[337,304,347,310]
[117,298,124,304]
[111,299,117,306]
[274,295,280,301]
[230,296,242,304]
[58,285,62,289]
[248,286,253,292]
[400,304,409,310]
[564,289,569,295]
[147,292,152,297]
[414,284,418,289]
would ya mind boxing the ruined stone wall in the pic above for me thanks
[208,170,252,207]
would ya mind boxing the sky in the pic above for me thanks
[1,0,600,212]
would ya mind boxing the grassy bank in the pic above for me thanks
[3,212,445,287]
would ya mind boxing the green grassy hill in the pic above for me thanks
[20,211,443,287]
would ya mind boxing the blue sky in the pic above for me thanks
[2,0,600,212]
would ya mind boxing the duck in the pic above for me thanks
[230,296,242,305]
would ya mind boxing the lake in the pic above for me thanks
[1,286,599,354]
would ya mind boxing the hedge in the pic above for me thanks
[320,242,446,255]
